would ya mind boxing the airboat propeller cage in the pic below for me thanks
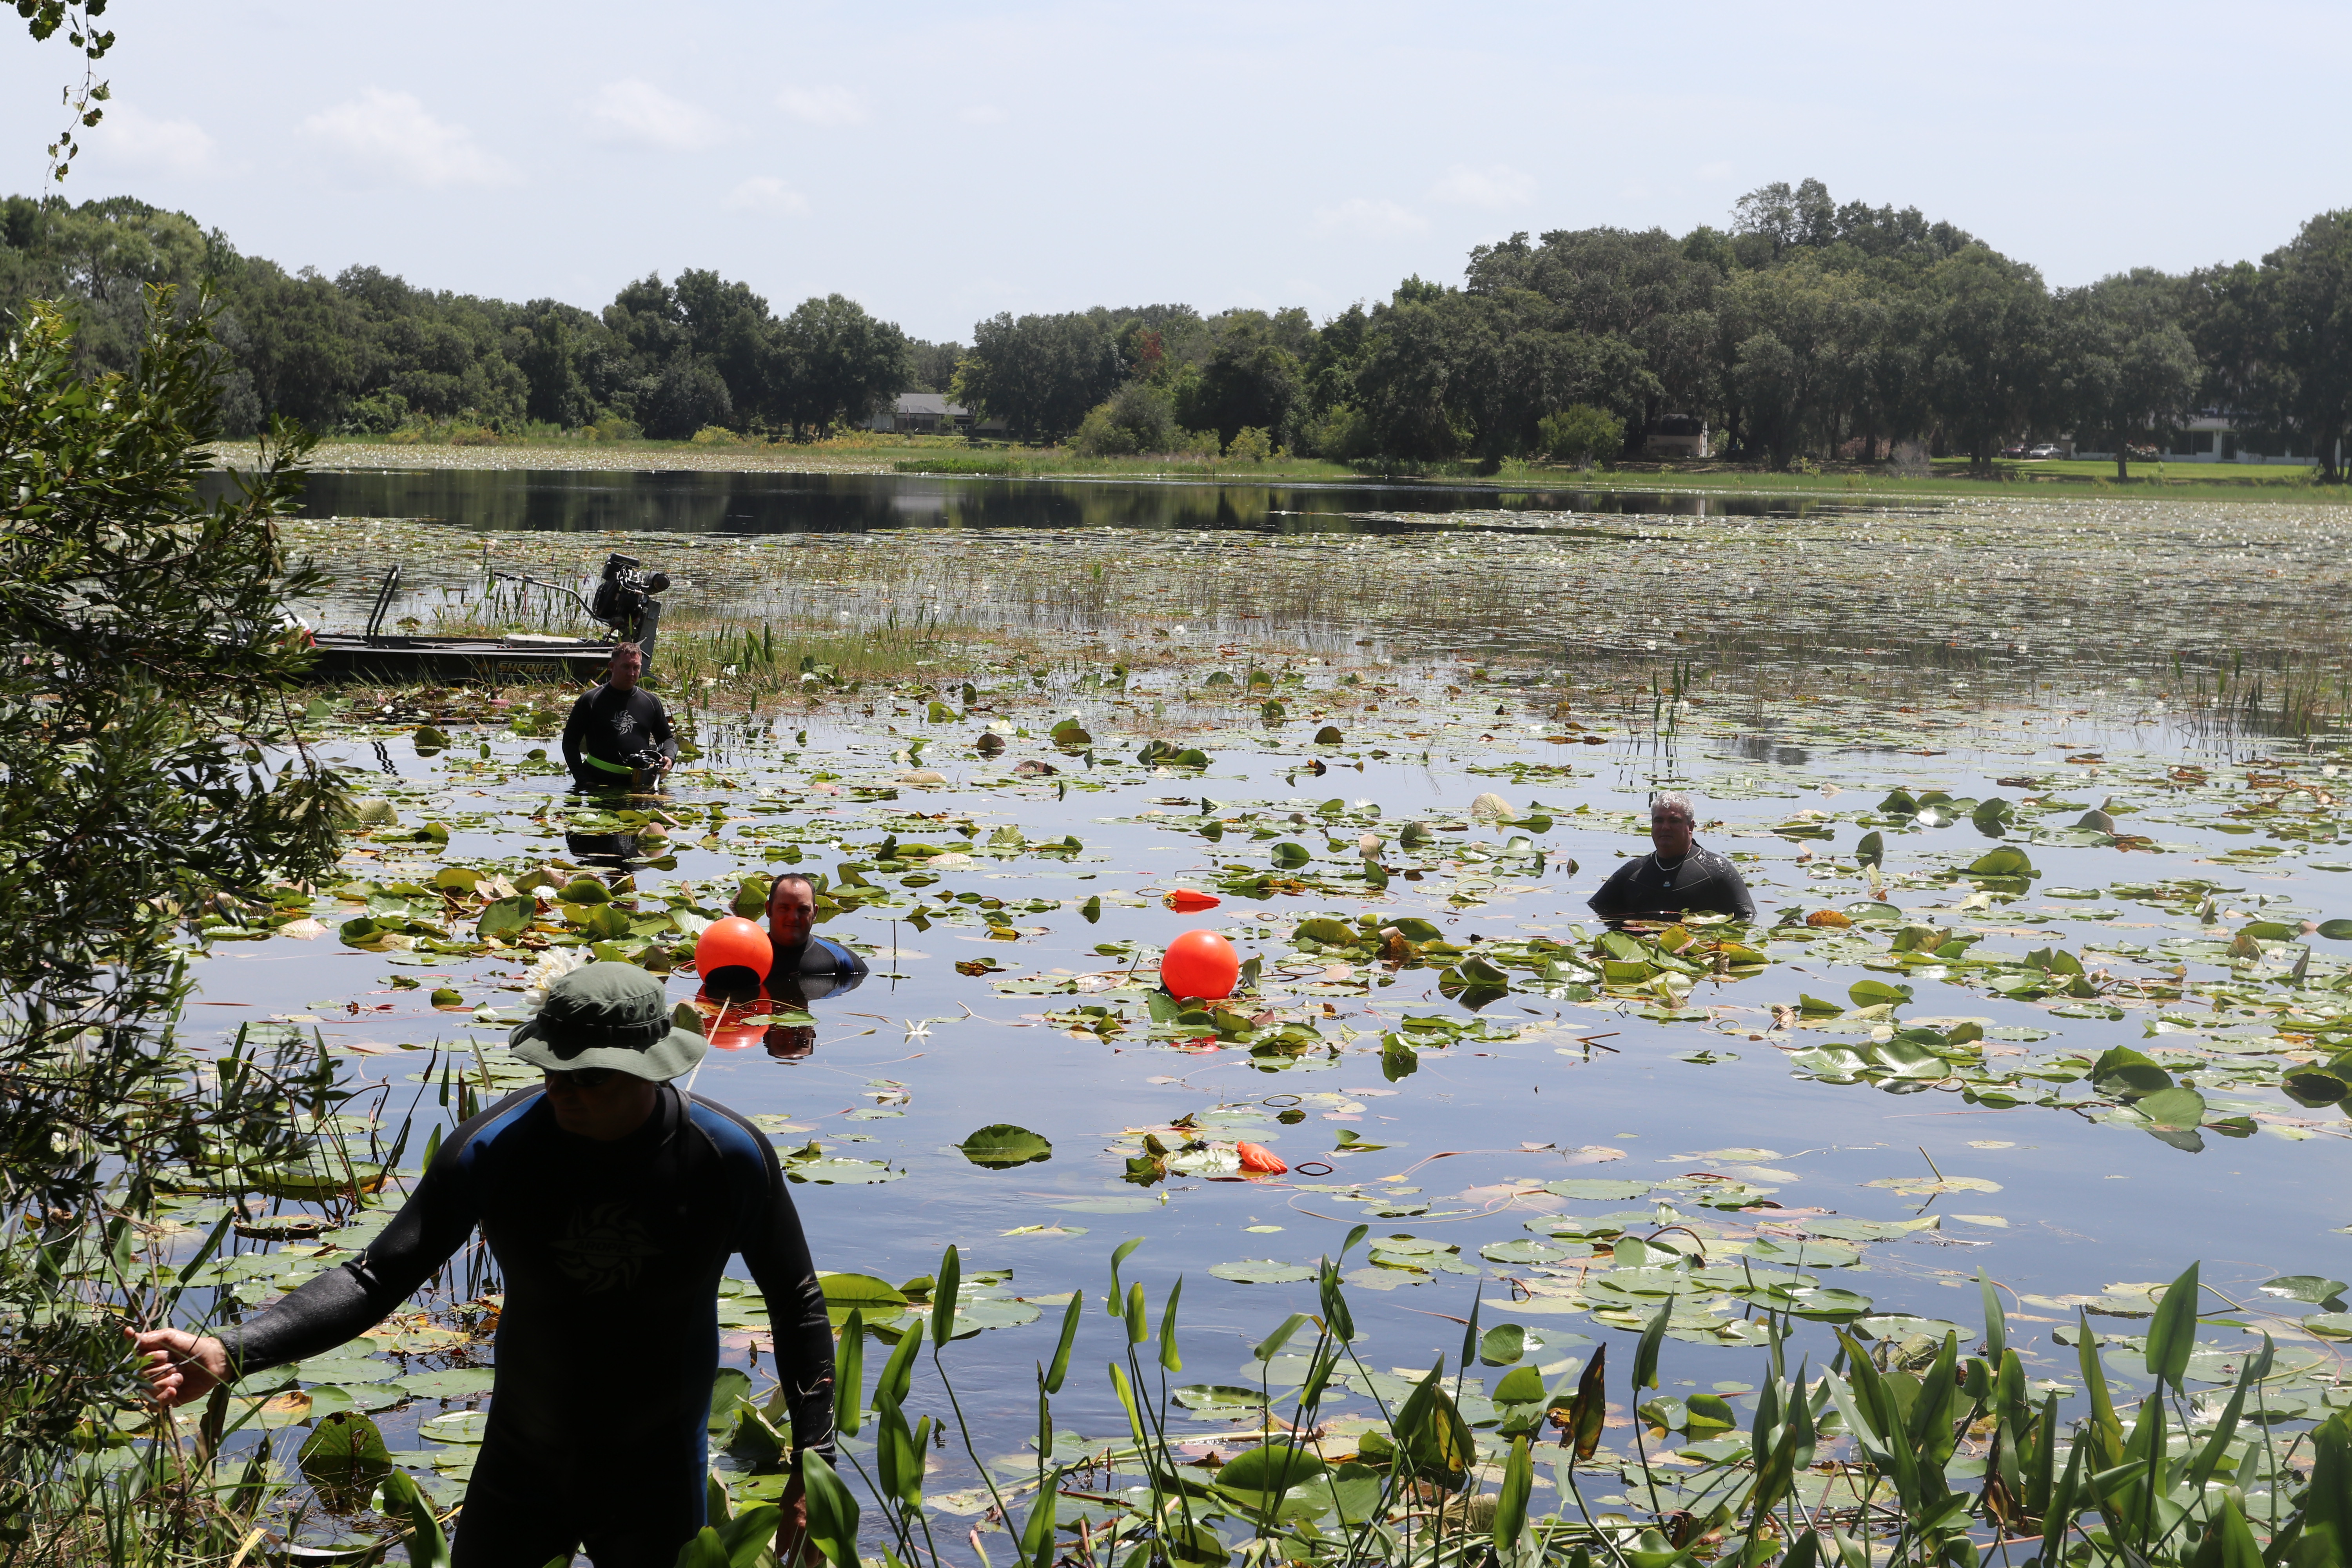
[590,553,669,667]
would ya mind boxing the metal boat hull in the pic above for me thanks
[306,634,612,684]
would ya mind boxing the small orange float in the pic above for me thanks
[1164,889,1221,912]
[1236,1142,1287,1175]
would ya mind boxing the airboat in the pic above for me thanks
[303,553,669,684]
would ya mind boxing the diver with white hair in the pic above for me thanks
[1588,791,1754,922]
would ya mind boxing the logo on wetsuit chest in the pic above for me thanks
[550,1201,662,1294]
[611,711,638,737]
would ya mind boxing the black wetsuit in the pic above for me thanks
[561,681,677,788]
[221,1084,833,1568]
[771,935,869,1002]
[1587,844,1755,923]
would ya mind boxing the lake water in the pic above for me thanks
[187,467,2352,1551]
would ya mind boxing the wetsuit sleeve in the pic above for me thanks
[217,1092,516,1378]
[561,690,594,775]
[1586,860,1639,919]
[647,695,679,764]
[1712,859,1756,922]
[736,1132,837,1464]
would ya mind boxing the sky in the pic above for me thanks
[5,0,2346,345]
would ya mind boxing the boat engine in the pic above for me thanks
[590,554,670,652]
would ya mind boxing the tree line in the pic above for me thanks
[2,181,2347,475]
[0,193,936,441]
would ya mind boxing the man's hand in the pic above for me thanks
[775,1470,818,1566]
[124,1326,230,1408]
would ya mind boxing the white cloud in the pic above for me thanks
[959,104,1008,126]
[1695,160,1735,180]
[589,80,724,151]
[94,103,218,174]
[1312,197,1428,238]
[726,176,810,216]
[1428,163,1536,209]
[303,89,512,187]
[777,85,867,127]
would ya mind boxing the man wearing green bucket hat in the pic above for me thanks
[127,962,835,1566]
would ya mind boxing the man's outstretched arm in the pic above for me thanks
[130,1092,517,1406]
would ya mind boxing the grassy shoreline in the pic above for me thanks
[219,435,2352,506]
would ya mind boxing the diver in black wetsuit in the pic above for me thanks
[562,642,677,789]
[764,873,869,999]
[128,964,835,1568]
[1588,791,1756,924]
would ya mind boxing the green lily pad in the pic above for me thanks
[397,1367,495,1400]
[1209,1259,1317,1284]
[958,1124,1054,1169]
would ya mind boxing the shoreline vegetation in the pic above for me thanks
[16,180,2351,485]
[230,433,2350,506]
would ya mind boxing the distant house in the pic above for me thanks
[866,391,1007,437]
[2072,412,2335,467]
[1647,414,1709,458]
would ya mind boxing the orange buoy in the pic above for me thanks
[694,916,770,982]
[1165,889,1220,912]
[1236,1142,1287,1175]
[1160,929,1241,1000]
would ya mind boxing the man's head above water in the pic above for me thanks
[606,641,644,692]
[1650,791,1697,860]
[766,872,816,954]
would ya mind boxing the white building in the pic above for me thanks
[866,391,1007,437]
[2073,413,2334,467]
[1647,414,1709,458]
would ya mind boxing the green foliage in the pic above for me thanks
[1536,403,1626,468]
[0,291,349,1553]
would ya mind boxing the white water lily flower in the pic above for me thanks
[518,947,591,1012]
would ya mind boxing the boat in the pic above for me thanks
[303,553,668,684]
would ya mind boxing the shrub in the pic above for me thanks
[1073,381,1178,456]
[1300,403,1375,459]
[1537,403,1625,469]
[1225,425,1274,462]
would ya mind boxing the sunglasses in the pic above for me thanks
[545,1067,626,1091]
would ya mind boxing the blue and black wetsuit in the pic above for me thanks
[220,1083,834,1567]
[773,935,869,1002]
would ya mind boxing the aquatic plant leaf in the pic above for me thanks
[1210,1259,1315,1284]
[2258,1275,2348,1305]
[1964,846,2037,878]
[1479,1324,1527,1366]
[817,1273,908,1308]
[1175,1383,1269,1410]
[2134,1087,2207,1131]
[958,1124,1053,1168]
[297,1411,390,1505]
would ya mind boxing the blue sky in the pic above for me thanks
[5,0,2345,343]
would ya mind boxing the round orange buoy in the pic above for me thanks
[1160,929,1241,1000]
[694,916,770,982]
[1165,889,1220,912]
[1236,1142,1287,1175]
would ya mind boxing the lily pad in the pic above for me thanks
[1209,1259,1317,1284]
[397,1367,496,1400]
[958,1124,1054,1169]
